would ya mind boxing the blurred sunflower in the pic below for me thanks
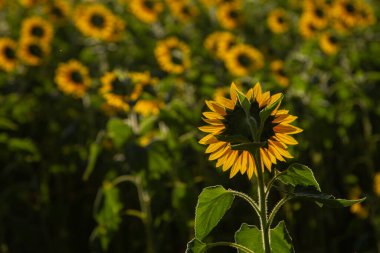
[204,31,237,60]
[21,16,54,44]
[216,2,242,29]
[155,37,191,74]
[225,44,264,76]
[299,14,321,39]
[73,4,115,41]
[374,172,380,197]
[44,0,71,22]
[349,186,368,219]
[319,32,340,55]
[166,0,198,23]
[356,1,376,27]
[129,0,164,23]
[270,60,289,88]
[267,9,290,34]
[105,16,126,42]
[303,0,330,29]
[332,0,358,28]
[55,60,91,98]
[17,38,50,66]
[0,38,18,72]
[199,82,302,179]
[134,99,164,117]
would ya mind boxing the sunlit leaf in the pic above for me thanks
[278,163,321,191]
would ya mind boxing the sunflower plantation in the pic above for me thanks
[0,0,379,252]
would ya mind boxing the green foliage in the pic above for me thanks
[106,118,132,148]
[278,164,321,191]
[195,186,235,240]
[186,238,207,253]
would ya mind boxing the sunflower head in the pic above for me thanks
[0,38,18,72]
[199,82,302,179]
[267,9,289,34]
[319,32,340,55]
[21,16,54,44]
[225,44,264,76]
[18,38,50,66]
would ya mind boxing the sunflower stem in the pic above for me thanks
[206,242,255,253]
[267,196,292,228]
[229,189,260,218]
[254,151,271,253]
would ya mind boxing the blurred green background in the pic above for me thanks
[0,0,379,252]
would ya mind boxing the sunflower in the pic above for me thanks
[349,186,368,219]
[55,60,91,98]
[225,44,264,76]
[17,38,50,66]
[356,0,376,27]
[0,38,18,72]
[199,82,302,179]
[303,0,330,29]
[44,0,71,22]
[166,0,198,23]
[73,4,116,41]
[18,0,45,8]
[105,16,126,42]
[299,13,321,39]
[374,172,380,197]
[267,9,290,34]
[155,37,191,74]
[134,99,164,117]
[20,16,54,44]
[319,32,340,55]
[129,0,164,23]
[332,0,359,28]
[100,71,154,112]
[204,31,237,60]
[270,60,289,88]
[216,2,242,29]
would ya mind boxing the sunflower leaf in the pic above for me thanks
[292,186,366,208]
[259,94,284,126]
[185,238,207,253]
[278,163,321,191]
[195,185,235,240]
[235,221,294,253]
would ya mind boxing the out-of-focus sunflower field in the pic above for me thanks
[0,0,380,252]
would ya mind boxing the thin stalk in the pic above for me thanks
[229,189,261,218]
[206,242,255,253]
[267,196,292,228]
[254,151,271,253]
[265,171,285,199]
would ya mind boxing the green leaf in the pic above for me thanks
[293,186,366,208]
[83,142,101,181]
[186,238,207,253]
[106,118,132,148]
[270,221,294,253]
[235,224,263,253]
[235,221,294,253]
[259,94,283,126]
[278,164,321,191]
[0,117,17,130]
[235,89,251,114]
[195,185,235,240]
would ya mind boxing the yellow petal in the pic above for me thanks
[209,145,230,160]
[274,133,298,145]
[199,125,225,133]
[230,82,238,103]
[240,151,248,174]
[268,142,286,162]
[222,150,238,172]
[203,111,224,120]
[215,97,235,110]
[205,100,226,115]
[199,134,218,145]
[230,154,242,178]
[274,124,303,134]
[246,88,253,101]
[260,148,272,171]
[273,114,297,124]
[205,142,226,153]
[270,140,293,159]
[202,118,223,125]
[247,153,256,179]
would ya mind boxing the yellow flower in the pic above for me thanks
[73,4,122,41]
[216,2,242,29]
[155,37,191,74]
[166,0,198,23]
[0,38,18,72]
[44,0,71,23]
[356,0,376,27]
[134,99,164,117]
[18,38,50,66]
[299,13,321,39]
[270,60,289,88]
[199,82,302,179]
[349,186,368,219]
[374,172,380,197]
[319,32,339,55]
[204,31,237,60]
[18,0,45,8]
[225,44,264,76]
[303,0,330,29]
[129,0,164,23]
[332,0,359,28]
[267,9,289,34]
[20,16,54,44]
[55,60,91,98]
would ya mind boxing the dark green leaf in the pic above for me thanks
[107,118,132,148]
[259,94,283,126]
[186,238,207,253]
[278,163,321,191]
[195,185,235,240]
[293,186,366,207]
[270,221,294,253]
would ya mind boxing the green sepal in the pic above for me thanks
[235,221,294,253]
[186,238,207,253]
[292,186,366,208]
[235,89,251,114]
[278,163,321,191]
[259,94,283,126]
[195,185,235,240]
[230,142,266,153]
